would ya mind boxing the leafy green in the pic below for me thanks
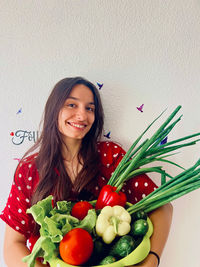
[27,195,54,226]
[75,209,97,233]
[22,236,58,267]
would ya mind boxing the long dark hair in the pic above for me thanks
[21,77,104,205]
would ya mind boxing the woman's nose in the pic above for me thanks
[75,108,87,120]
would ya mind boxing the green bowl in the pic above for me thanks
[48,217,153,267]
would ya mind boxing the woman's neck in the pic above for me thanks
[61,138,83,185]
[61,138,82,162]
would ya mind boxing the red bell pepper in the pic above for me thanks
[95,185,127,210]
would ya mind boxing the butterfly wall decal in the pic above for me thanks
[16,108,22,114]
[97,82,104,90]
[159,136,168,146]
[13,158,21,162]
[136,104,144,112]
[104,131,111,139]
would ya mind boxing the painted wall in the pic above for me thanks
[0,1,200,266]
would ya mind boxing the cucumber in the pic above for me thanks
[131,219,149,236]
[109,235,135,258]
[131,210,147,221]
[99,255,116,265]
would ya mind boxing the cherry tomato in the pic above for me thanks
[71,201,93,220]
[59,228,94,265]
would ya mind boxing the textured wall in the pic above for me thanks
[1,1,200,266]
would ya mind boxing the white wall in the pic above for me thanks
[1,1,200,266]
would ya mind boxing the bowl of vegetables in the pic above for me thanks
[49,203,153,267]
[22,197,153,267]
[48,215,153,267]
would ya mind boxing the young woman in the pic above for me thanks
[0,77,173,267]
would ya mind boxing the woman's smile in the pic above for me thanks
[58,84,95,141]
[67,121,87,130]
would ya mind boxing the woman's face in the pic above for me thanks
[58,84,95,142]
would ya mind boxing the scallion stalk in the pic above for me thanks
[106,105,200,214]
[108,106,200,191]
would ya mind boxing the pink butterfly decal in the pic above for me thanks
[13,158,21,162]
[136,104,144,112]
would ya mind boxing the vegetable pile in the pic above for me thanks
[23,105,200,266]
[22,197,152,266]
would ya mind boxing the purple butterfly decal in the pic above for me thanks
[97,82,104,90]
[104,131,111,139]
[159,136,168,146]
[136,104,144,112]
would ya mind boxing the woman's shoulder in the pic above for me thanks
[15,153,39,186]
[97,140,125,152]
[96,140,126,166]
[17,153,38,169]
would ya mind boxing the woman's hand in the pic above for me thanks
[126,253,158,267]
[128,252,159,266]
[3,225,48,266]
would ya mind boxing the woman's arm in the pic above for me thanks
[3,225,47,267]
[127,203,173,267]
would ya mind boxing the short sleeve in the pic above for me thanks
[0,155,39,238]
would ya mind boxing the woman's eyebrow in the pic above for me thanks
[67,96,95,105]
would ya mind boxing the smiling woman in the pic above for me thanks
[0,77,172,267]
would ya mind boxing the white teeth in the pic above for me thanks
[70,122,85,128]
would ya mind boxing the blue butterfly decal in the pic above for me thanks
[97,82,104,90]
[104,131,111,139]
[159,136,168,146]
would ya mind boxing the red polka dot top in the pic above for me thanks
[0,141,157,250]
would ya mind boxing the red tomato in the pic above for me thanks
[71,201,93,220]
[59,228,94,265]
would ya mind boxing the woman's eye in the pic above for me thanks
[67,103,76,108]
[86,107,95,112]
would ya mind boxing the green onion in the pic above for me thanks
[107,106,200,194]
[106,106,200,212]
[126,160,200,214]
